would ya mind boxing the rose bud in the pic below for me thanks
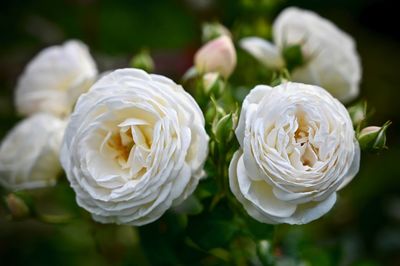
[130,50,154,73]
[358,122,391,152]
[194,35,237,79]
[214,113,234,144]
[202,22,232,43]
[205,98,225,125]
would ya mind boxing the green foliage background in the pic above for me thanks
[1,0,400,265]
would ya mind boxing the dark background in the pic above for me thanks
[1,0,399,265]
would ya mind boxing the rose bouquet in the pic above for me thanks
[0,6,391,265]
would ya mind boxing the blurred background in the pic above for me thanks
[1,0,399,265]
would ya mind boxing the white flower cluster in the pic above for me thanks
[1,40,97,191]
[1,6,365,226]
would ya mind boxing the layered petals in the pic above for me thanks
[229,82,360,224]
[0,113,66,190]
[60,68,209,226]
[240,7,361,103]
[15,40,98,117]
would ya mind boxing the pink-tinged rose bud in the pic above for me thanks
[194,35,237,78]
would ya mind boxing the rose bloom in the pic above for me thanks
[240,7,361,103]
[195,35,237,78]
[60,68,209,226]
[0,113,66,191]
[229,82,360,224]
[15,40,98,117]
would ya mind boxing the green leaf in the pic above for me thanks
[187,201,239,250]
[138,212,187,265]
[195,177,218,200]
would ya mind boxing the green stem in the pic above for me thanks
[36,213,74,224]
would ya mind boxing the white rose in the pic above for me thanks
[60,68,209,226]
[195,35,237,78]
[240,7,361,103]
[15,40,98,117]
[0,113,66,191]
[229,82,360,224]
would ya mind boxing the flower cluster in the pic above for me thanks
[0,7,389,229]
[1,40,97,191]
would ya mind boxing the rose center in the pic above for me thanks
[104,123,153,175]
[294,111,319,168]
[294,127,308,145]
[108,129,134,164]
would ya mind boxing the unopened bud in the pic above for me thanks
[130,50,154,73]
[214,113,234,143]
[202,22,232,43]
[5,193,30,219]
[205,98,225,125]
[194,35,237,79]
[359,121,391,152]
